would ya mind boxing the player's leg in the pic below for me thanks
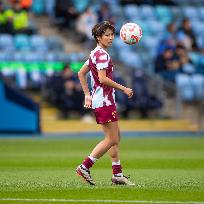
[90,121,120,158]
[107,124,135,186]
[76,121,119,185]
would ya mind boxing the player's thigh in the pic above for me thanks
[101,121,120,139]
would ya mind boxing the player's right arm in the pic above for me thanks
[78,63,92,108]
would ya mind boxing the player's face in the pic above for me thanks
[98,28,115,49]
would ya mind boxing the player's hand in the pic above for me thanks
[84,95,92,109]
[123,88,133,98]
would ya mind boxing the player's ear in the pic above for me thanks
[97,36,101,43]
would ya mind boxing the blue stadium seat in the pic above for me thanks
[170,6,182,19]
[142,36,161,57]
[47,37,63,51]
[191,74,204,100]
[197,35,204,49]
[140,51,154,72]
[113,36,132,51]
[69,53,82,62]
[188,52,201,67]
[14,34,31,51]
[148,20,165,35]
[32,0,45,14]
[23,52,45,62]
[44,0,55,16]
[0,52,14,61]
[155,6,173,25]
[45,52,58,62]
[176,74,194,102]
[0,34,14,51]
[182,6,200,21]
[119,51,143,69]
[114,18,126,34]
[123,5,140,20]
[30,35,48,51]
[110,4,123,16]
[13,52,26,61]
[72,0,90,12]
[57,52,70,62]
[192,21,204,36]
[140,5,155,20]
[198,7,204,20]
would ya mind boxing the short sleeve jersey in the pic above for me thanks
[85,46,115,109]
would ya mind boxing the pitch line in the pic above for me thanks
[0,198,203,204]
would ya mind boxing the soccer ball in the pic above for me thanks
[120,23,142,45]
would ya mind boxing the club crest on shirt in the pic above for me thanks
[112,111,116,118]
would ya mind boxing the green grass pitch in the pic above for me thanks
[0,136,204,204]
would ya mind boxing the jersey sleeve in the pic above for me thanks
[95,51,109,70]
[84,59,89,66]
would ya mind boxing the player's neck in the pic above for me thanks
[97,43,108,51]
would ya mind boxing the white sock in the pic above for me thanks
[112,160,121,166]
[88,155,98,163]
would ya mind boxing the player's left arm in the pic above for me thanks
[98,69,133,98]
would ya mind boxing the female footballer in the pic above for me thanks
[76,21,135,186]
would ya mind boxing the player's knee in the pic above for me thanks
[110,137,119,146]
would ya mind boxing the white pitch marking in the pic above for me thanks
[0,198,203,204]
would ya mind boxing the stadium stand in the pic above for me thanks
[0,0,204,132]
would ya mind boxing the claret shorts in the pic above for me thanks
[94,105,118,124]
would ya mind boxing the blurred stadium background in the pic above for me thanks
[0,0,204,134]
[1,0,204,203]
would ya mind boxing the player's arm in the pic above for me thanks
[78,63,91,108]
[98,69,133,98]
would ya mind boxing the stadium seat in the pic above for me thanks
[142,36,161,57]
[119,51,143,69]
[140,5,155,20]
[155,6,173,25]
[72,0,90,12]
[191,74,204,100]
[23,52,45,62]
[44,0,55,16]
[69,53,83,62]
[188,52,201,67]
[113,36,132,51]
[47,37,63,51]
[14,34,31,51]
[0,52,14,61]
[123,5,140,20]
[32,0,45,14]
[170,6,182,19]
[176,74,194,102]
[57,52,70,62]
[110,4,123,16]
[192,21,204,36]
[0,34,14,51]
[13,52,26,61]
[45,52,58,62]
[197,35,204,49]
[198,7,204,20]
[140,51,154,73]
[30,35,48,51]
[182,6,199,21]
[148,20,165,35]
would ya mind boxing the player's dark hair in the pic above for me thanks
[92,21,115,43]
